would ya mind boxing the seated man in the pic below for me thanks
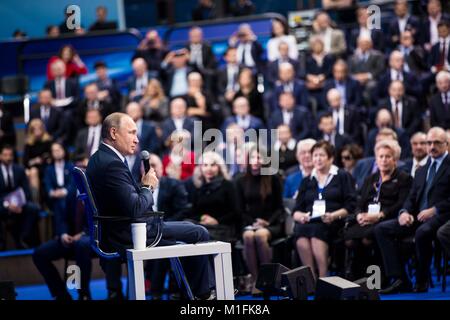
[0,145,40,249]
[375,127,450,294]
[86,112,214,299]
[33,142,92,300]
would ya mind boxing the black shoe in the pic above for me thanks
[413,283,429,293]
[379,279,411,294]
[196,289,216,300]
[107,290,124,300]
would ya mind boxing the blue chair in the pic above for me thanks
[72,166,194,300]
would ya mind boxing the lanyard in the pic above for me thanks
[316,173,334,200]
[373,175,383,203]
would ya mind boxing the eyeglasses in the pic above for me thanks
[426,140,446,146]
[341,155,353,161]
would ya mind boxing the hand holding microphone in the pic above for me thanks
[140,150,159,190]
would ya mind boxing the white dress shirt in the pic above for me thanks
[390,68,403,81]
[398,15,409,34]
[152,187,159,211]
[282,110,293,125]
[411,156,429,178]
[173,117,185,132]
[237,42,256,67]
[332,106,345,135]
[54,160,65,187]
[87,125,102,156]
[236,115,251,129]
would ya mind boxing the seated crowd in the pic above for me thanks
[2,0,450,300]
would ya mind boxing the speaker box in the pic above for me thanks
[0,281,16,300]
[354,277,380,300]
[281,266,315,300]
[315,276,360,300]
[255,263,290,295]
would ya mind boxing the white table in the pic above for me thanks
[126,241,235,300]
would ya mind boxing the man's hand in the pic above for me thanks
[417,207,436,222]
[399,212,414,226]
[200,214,218,226]
[8,204,23,214]
[141,167,159,190]
[61,233,73,247]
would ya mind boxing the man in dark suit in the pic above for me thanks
[315,112,352,157]
[127,57,155,102]
[387,0,421,49]
[377,80,423,137]
[375,127,450,293]
[86,112,214,299]
[75,83,115,131]
[323,60,362,111]
[365,109,411,159]
[88,6,117,31]
[0,145,39,249]
[44,59,79,109]
[0,105,17,149]
[429,21,450,74]
[377,50,422,101]
[271,62,309,113]
[161,49,194,98]
[222,96,264,135]
[400,132,429,178]
[74,109,103,167]
[266,41,301,89]
[420,0,450,51]
[216,47,240,112]
[33,142,92,300]
[398,31,430,78]
[161,98,196,151]
[326,88,362,144]
[348,6,385,53]
[230,23,264,72]
[30,89,64,141]
[185,26,217,92]
[94,61,122,108]
[269,92,312,141]
[430,71,450,129]
[125,102,161,155]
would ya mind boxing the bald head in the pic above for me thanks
[125,102,143,122]
[279,62,295,82]
[427,127,448,159]
[376,109,393,129]
[389,51,404,71]
[327,88,342,109]
[132,58,147,77]
[189,27,203,44]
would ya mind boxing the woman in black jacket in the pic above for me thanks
[293,140,356,278]
[190,151,239,242]
[235,145,284,294]
[344,139,413,278]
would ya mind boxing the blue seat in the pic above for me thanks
[71,166,194,299]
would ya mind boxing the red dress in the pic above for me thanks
[162,151,196,180]
[47,56,88,80]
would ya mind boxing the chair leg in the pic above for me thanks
[169,258,194,300]
[443,252,448,293]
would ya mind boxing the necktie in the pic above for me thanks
[6,166,13,190]
[443,93,449,112]
[439,40,446,67]
[420,161,437,211]
[43,107,50,127]
[336,114,341,135]
[242,44,249,66]
[87,128,96,156]
[396,72,401,81]
[394,100,401,128]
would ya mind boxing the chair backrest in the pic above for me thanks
[0,75,29,95]
[72,167,120,259]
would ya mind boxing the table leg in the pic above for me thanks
[221,252,235,300]
[213,253,225,300]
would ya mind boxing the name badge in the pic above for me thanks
[367,203,381,216]
[312,200,326,219]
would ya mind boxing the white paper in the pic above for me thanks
[52,97,74,108]
[367,203,381,216]
[311,200,326,219]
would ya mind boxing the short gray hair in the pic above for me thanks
[101,112,127,140]
[375,139,402,161]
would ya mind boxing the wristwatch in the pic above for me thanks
[142,185,154,192]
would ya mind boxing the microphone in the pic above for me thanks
[141,150,151,174]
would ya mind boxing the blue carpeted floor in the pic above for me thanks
[15,275,450,300]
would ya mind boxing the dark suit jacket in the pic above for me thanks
[402,155,450,216]
[138,120,160,154]
[353,157,376,190]
[388,15,421,48]
[86,143,155,253]
[74,127,101,161]
[236,41,264,72]
[161,117,196,147]
[398,45,429,75]
[322,78,363,110]
[157,177,189,221]
[0,164,33,215]
[269,107,313,141]
[75,100,115,130]
[30,105,63,139]
[186,43,217,72]
[429,92,450,129]
[272,80,309,113]
[216,64,240,95]
[266,58,302,88]
[222,115,265,133]
[348,50,386,80]
[420,14,450,46]
[161,66,194,96]
[377,95,423,136]
[365,127,411,159]
[43,162,77,235]
[127,73,155,99]
[0,109,17,147]
[377,70,422,100]
[429,40,450,69]
[326,106,363,144]
[44,78,79,101]
[315,131,352,156]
